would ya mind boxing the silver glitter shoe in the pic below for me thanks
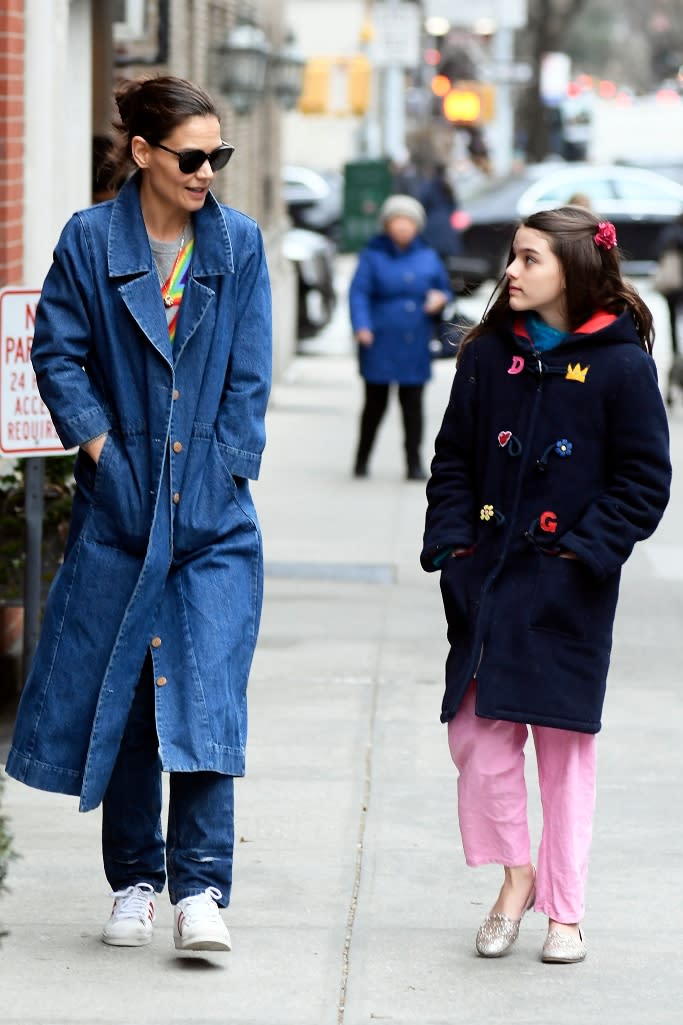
[541,927,587,964]
[475,876,536,958]
[476,912,524,957]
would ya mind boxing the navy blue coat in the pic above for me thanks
[6,175,272,810]
[349,234,452,385]
[422,311,671,732]
[418,174,463,258]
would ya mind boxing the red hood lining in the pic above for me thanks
[514,310,617,341]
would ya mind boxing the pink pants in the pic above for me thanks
[447,682,596,923]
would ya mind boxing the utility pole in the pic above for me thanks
[490,25,515,177]
[356,0,382,157]
[358,0,420,159]
[381,0,407,160]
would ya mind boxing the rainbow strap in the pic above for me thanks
[163,238,194,343]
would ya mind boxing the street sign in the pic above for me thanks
[480,61,533,84]
[540,52,572,105]
[371,1,421,68]
[0,287,69,457]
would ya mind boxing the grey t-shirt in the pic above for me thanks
[149,221,195,329]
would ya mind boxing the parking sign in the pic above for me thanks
[0,287,69,457]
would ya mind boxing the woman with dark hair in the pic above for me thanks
[422,206,670,963]
[417,163,463,261]
[6,76,272,953]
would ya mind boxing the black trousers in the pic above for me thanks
[355,381,424,470]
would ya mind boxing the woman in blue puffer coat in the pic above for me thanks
[349,194,452,479]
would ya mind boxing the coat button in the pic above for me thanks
[156,675,167,687]
[172,389,180,400]
[173,492,181,504]
[151,636,162,648]
[172,440,183,453]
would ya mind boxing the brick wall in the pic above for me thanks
[0,0,24,287]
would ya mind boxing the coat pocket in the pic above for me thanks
[84,434,154,555]
[439,551,474,631]
[529,551,616,641]
[172,433,240,555]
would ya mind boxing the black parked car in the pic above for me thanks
[283,228,337,339]
[453,161,683,291]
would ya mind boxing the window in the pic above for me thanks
[536,178,614,204]
[114,0,147,42]
[615,175,683,201]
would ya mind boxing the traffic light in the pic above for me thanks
[430,74,451,98]
[298,56,371,115]
[298,59,328,114]
[348,57,371,115]
[442,81,495,124]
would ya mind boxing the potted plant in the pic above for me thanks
[0,768,16,941]
[0,771,13,898]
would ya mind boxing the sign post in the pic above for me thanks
[21,456,44,678]
[372,0,421,161]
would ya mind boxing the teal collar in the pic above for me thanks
[525,312,568,352]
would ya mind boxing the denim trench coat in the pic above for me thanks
[6,175,272,811]
[422,311,671,733]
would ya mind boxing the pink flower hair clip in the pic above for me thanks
[594,221,617,250]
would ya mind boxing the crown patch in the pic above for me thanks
[565,362,589,383]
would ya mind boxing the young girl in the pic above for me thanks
[421,206,671,963]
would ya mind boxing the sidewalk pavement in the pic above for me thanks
[1,263,683,1025]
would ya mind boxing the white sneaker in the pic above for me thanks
[173,886,231,951]
[102,883,156,946]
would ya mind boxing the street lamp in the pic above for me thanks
[270,32,306,110]
[214,12,271,115]
[214,16,305,115]
[425,16,450,38]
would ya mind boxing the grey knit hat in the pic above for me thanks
[379,193,426,231]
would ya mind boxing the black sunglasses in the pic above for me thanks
[150,141,235,174]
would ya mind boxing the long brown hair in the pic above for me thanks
[458,206,654,360]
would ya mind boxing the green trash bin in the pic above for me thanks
[341,159,392,253]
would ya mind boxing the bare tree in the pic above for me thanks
[520,0,591,160]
